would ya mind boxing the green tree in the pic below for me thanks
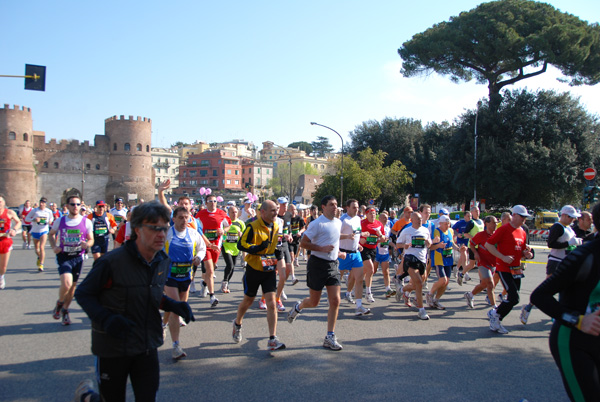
[270,162,319,199]
[288,141,313,155]
[398,0,600,110]
[311,136,334,157]
[171,141,190,148]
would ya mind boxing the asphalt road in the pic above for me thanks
[0,238,569,401]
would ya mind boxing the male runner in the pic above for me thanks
[427,215,458,310]
[87,200,117,260]
[0,195,22,289]
[464,215,498,308]
[26,197,54,271]
[458,206,483,285]
[20,199,33,249]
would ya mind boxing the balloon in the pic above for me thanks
[199,187,206,195]
[252,194,258,202]
[206,188,212,195]
[247,192,253,199]
[216,196,223,202]
[190,199,195,204]
[173,201,178,206]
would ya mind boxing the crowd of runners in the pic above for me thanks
[0,187,598,402]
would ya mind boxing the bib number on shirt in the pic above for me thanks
[366,235,378,245]
[39,218,47,225]
[442,248,453,258]
[261,254,277,271]
[411,236,425,248]
[205,230,218,240]
[171,262,192,277]
[510,266,524,279]
[226,233,239,243]
[94,227,108,236]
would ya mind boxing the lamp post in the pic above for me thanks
[310,122,344,206]
[474,101,482,208]
[271,143,293,202]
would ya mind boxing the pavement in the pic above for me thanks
[0,237,569,401]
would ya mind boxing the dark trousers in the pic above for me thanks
[496,271,521,319]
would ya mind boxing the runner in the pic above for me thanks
[48,195,94,325]
[0,195,22,290]
[426,215,458,310]
[484,205,533,334]
[464,215,498,308]
[49,202,60,220]
[452,211,471,278]
[239,199,256,222]
[221,206,245,294]
[26,197,54,271]
[458,206,483,285]
[163,206,206,360]
[288,195,345,351]
[274,197,293,311]
[374,211,394,298]
[572,210,595,243]
[360,207,386,303]
[20,200,33,249]
[520,205,582,324]
[87,200,118,260]
[288,204,305,276]
[109,198,128,233]
[233,200,285,350]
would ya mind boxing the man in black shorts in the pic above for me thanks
[233,200,285,351]
[287,195,346,350]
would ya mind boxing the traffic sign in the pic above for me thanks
[368,199,374,205]
[584,167,596,181]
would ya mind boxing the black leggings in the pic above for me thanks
[96,348,159,402]
[496,271,521,319]
[221,246,238,283]
[549,322,600,401]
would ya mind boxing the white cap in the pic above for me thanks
[277,197,288,204]
[244,199,253,204]
[511,205,531,217]
[560,205,581,218]
[227,201,236,206]
[438,215,450,223]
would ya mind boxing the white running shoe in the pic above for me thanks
[232,320,242,343]
[323,334,343,351]
[259,299,267,310]
[417,309,430,320]
[172,344,187,360]
[210,295,219,308]
[277,300,286,312]
[281,290,288,301]
[267,336,286,351]
[366,293,375,303]
[519,304,531,325]
[346,292,355,304]
[287,302,301,323]
[355,305,371,316]
[426,293,435,308]
[189,281,197,294]
[464,292,474,309]
[0,275,5,290]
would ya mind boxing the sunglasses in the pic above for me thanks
[69,203,81,206]
[206,200,217,203]
[142,224,169,233]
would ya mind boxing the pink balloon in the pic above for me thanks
[173,201,178,206]
[216,196,224,202]
[199,187,206,195]
[206,188,212,195]
[247,192,253,199]
[252,194,258,202]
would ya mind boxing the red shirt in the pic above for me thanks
[197,208,228,243]
[486,223,527,273]
[471,230,495,269]
[360,219,384,249]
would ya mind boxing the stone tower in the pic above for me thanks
[0,105,37,206]
[105,115,154,204]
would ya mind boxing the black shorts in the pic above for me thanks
[22,224,32,233]
[546,259,561,276]
[165,278,191,293]
[360,247,377,262]
[288,241,299,256]
[91,237,109,254]
[277,244,291,264]
[468,248,475,260]
[306,255,340,291]
[243,266,277,298]
[404,254,426,275]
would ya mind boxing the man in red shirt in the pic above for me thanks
[464,215,498,309]
[485,205,533,334]
[360,207,385,303]
[196,194,230,308]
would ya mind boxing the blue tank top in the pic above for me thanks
[166,227,195,281]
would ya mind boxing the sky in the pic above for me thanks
[2,1,599,151]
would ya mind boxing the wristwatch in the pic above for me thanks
[561,312,579,326]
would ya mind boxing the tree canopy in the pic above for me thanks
[311,136,335,157]
[288,141,314,155]
[398,0,600,110]
[269,162,319,199]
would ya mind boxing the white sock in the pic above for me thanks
[366,286,372,294]
[356,299,363,308]
[419,307,426,313]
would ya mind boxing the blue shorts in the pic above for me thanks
[56,254,84,282]
[32,231,48,240]
[436,265,453,278]
[91,237,109,254]
[338,251,363,271]
[375,252,390,263]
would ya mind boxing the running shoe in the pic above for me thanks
[402,293,412,308]
[426,293,435,308]
[232,320,242,343]
[267,336,286,351]
[287,301,301,323]
[464,273,471,282]
[395,291,402,303]
[259,298,267,310]
[294,259,300,267]
[497,293,506,303]
[417,309,430,320]
[189,281,197,294]
[457,272,464,286]
[61,308,71,326]
[198,282,207,298]
[323,334,343,351]
[38,264,44,272]
[385,289,396,298]
[281,290,288,301]
[291,276,299,286]
[519,304,531,325]
[172,344,187,360]
[355,305,371,316]
[465,292,474,308]
[485,295,491,305]
[345,292,355,304]
[179,316,186,327]
[210,295,219,308]
[277,299,286,312]
[0,275,5,290]
[487,307,496,320]
[52,300,64,320]
[423,282,429,291]
[489,309,508,334]
[366,293,375,303]
[433,300,445,310]
[73,379,96,402]
[220,281,228,293]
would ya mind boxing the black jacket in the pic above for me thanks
[75,240,170,358]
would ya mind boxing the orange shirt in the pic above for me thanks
[392,217,410,233]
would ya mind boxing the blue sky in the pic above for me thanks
[2,1,598,150]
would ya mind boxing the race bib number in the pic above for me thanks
[226,233,239,243]
[94,227,108,236]
[366,235,378,245]
[277,234,283,246]
[283,227,289,235]
[510,266,524,279]
[292,228,299,235]
[39,217,47,225]
[379,240,389,249]
[63,245,82,253]
[260,254,277,271]
[64,229,81,246]
[411,236,425,248]
[171,262,192,276]
[205,230,218,240]
[442,248,453,258]
[115,216,123,223]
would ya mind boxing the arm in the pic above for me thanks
[484,241,513,265]
[7,210,21,236]
[157,179,172,213]
[547,224,568,249]
[237,224,269,254]
[74,258,116,325]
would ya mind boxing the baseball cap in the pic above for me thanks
[511,205,531,218]
[227,201,236,206]
[244,199,253,204]
[39,197,47,203]
[115,197,124,202]
[439,208,449,215]
[438,215,450,223]
[96,200,106,206]
[277,197,288,204]
[560,205,581,218]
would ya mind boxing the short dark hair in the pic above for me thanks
[173,206,189,218]
[310,205,317,211]
[320,195,336,207]
[177,196,191,204]
[129,201,170,241]
[66,195,80,205]
[592,203,600,231]
[346,198,358,207]
[206,194,217,201]
[419,204,431,213]
[484,215,496,224]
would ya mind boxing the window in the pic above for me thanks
[235,180,239,185]
[212,180,218,186]
[86,164,91,170]
[249,168,252,174]
[96,164,100,170]
[266,169,270,174]
[321,165,325,169]
[54,162,59,169]
[227,179,231,184]
[43,161,48,168]
[172,159,175,163]
[213,170,218,176]
[200,170,208,177]
[269,156,272,159]
[136,143,142,151]
[257,168,260,173]
[227,169,232,174]
[242,168,245,174]
[235,170,238,175]
[8,132,16,140]
[157,168,161,174]
[200,179,208,185]
[23,133,28,141]
[192,160,197,165]
[146,145,150,152]
[257,178,261,185]
[124,143,131,151]
[113,143,117,151]
[242,178,245,184]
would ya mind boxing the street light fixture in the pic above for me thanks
[270,143,293,202]
[310,122,344,206]
[474,101,482,208]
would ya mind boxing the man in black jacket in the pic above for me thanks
[75,201,194,402]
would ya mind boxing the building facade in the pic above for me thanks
[151,147,180,196]
[177,149,243,196]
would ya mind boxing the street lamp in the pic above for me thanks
[271,143,293,202]
[474,101,482,207]
[310,122,344,206]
